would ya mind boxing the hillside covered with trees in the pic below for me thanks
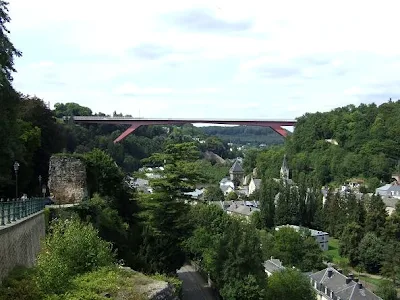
[200,125,285,146]
[244,100,400,189]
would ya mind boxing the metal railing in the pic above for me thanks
[0,198,46,226]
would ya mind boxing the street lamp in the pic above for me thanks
[38,175,42,196]
[13,162,20,199]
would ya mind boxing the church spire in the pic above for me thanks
[280,154,289,180]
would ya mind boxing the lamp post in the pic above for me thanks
[13,162,20,200]
[38,175,42,196]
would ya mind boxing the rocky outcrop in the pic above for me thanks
[119,267,179,300]
[146,281,179,300]
[48,155,88,204]
[204,151,225,165]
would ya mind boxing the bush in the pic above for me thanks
[0,266,43,300]
[36,217,115,294]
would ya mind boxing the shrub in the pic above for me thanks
[36,217,115,294]
[0,266,43,300]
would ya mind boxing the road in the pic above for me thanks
[177,264,217,300]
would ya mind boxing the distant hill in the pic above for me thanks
[199,126,286,146]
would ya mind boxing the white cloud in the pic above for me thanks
[7,0,400,120]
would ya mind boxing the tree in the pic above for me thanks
[375,280,398,300]
[138,142,201,274]
[0,1,22,194]
[339,222,364,266]
[272,227,303,268]
[53,102,92,118]
[358,232,384,274]
[381,241,400,285]
[365,194,387,236]
[203,185,224,202]
[226,191,238,200]
[0,1,22,83]
[217,220,267,300]
[266,268,316,300]
[259,179,277,229]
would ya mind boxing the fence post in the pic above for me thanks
[1,198,4,226]
[11,199,16,222]
[7,199,11,224]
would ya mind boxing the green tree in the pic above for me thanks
[217,220,267,300]
[0,1,22,194]
[84,149,124,198]
[226,191,238,200]
[381,241,400,285]
[272,227,303,268]
[339,222,364,266]
[139,142,201,274]
[375,280,398,300]
[365,194,387,236]
[358,232,384,274]
[266,268,316,300]
[259,179,277,229]
[53,102,92,118]
[203,185,224,202]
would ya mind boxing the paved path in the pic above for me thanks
[177,264,217,300]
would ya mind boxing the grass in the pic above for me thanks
[326,238,348,264]
[0,266,178,300]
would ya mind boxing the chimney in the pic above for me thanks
[346,277,351,284]
[358,283,363,289]
[327,268,333,278]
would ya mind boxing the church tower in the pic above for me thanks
[280,155,289,181]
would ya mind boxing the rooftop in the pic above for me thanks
[229,159,244,174]
[310,268,382,300]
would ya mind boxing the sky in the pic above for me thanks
[7,0,400,120]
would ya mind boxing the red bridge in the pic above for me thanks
[71,116,297,143]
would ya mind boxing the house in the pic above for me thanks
[249,178,262,195]
[310,267,382,300]
[229,159,244,187]
[184,188,204,200]
[263,258,285,277]
[226,202,260,220]
[275,225,329,251]
[376,183,400,199]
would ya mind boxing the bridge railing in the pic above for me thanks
[0,198,46,226]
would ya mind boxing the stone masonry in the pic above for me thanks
[0,212,45,283]
[48,155,88,204]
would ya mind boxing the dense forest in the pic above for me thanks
[243,100,400,189]
[0,99,242,198]
[200,125,285,146]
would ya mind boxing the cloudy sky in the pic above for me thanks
[7,0,400,120]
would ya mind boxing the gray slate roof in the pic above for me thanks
[229,159,244,174]
[226,203,259,216]
[263,259,285,274]
[310,268,382,300]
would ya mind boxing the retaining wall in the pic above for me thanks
[0,211,45,283]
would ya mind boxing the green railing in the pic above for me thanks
[0,198,46,226]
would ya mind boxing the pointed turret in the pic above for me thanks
[280,155,289,180]
[229,159,244,187]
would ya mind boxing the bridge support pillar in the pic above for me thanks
[114,123,143,143]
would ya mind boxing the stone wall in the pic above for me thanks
[0,212,45,283]
[48,155,88,204]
